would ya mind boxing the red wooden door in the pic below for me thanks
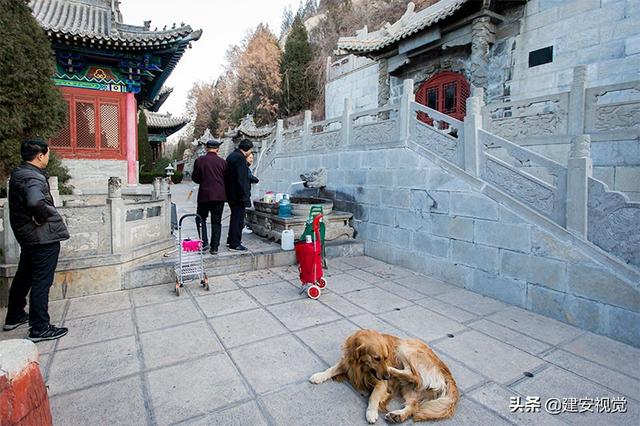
[415,71,470,125]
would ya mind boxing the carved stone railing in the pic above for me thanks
[478,129,568,226]
[409,102,464,167]
[585,81,640,137]
[350,105,399,147]
[588,178,640,269]
[482,92,570,140]
[310,117,342,151]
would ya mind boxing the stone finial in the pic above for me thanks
[356,25,368,39]
[108,177,122,199]
[569,134,591,159]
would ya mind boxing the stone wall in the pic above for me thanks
[258,144,640,347]
[62,159,129,194]
[325,55,379,118]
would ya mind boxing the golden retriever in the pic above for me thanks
[309,329,459,423]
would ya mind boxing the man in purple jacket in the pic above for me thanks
[192,139,227,255]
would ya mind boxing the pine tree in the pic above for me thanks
[281,15,316,116]
[137,111,153,172]
[0,0,67,185]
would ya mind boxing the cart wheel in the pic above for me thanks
[307,285,321,299]
[175,280,180,296]
[317,277,327,289]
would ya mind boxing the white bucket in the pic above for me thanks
[275,193,284,203]
[281,229,295,251]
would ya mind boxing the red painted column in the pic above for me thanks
[125,92,138,184]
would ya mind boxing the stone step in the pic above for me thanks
[123,239,364,289]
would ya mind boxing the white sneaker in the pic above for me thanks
[242,226,253,234]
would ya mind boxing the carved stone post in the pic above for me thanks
[568,65,587,136]
[275,119,284,154]
[108,177,122,199]
[399,79,415,144]
[152,177,162,200]
[48,176,62,207]
[566,134,592,237]
[302,110,312,150]
[159,177,170,200]
[341,98,352,146]
[464,88,484,177]
[1,200,19,264]
[469,17,495,89]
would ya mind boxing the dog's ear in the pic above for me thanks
[355,343,366,360]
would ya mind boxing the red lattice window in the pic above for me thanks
[48,87,126,159]
[415,72,470,125]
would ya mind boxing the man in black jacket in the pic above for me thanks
[192,139,227,255]
[5,139,69,341]
[225,139,253,251]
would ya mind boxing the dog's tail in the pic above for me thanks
[413,377,459,421]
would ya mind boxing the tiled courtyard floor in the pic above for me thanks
[2,255,639,425]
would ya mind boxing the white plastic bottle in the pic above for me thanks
[281,229,295,250]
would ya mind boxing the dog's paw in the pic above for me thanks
[366,409,379,423]
[384,411,403,423]
[309,372,327,384]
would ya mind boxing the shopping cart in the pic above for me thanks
[294,213,327,299]
[174,214,209,296]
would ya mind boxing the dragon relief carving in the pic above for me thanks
[352,121,396,146]
[490,113,564,139]
[483,158,556,215]
[593,104,640,132]
[413,121,462,166]
[310,131,341,150]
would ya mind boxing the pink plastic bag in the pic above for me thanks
[181,239,202,252]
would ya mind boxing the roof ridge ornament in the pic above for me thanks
[356,25,368,40]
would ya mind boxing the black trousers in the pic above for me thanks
[6,242,60,331]
[227,203,246,248]
[196,201,225,250]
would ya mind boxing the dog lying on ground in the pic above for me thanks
[309,329,459,423]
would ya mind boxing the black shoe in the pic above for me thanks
[228,245,248,252]
[28,324,68,342]
[202,244,211,251]
[3,313,29,331]
[210,249,218,255]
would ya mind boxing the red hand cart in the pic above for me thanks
[294,214,327,299]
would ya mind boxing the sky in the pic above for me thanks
[119,0,301,118]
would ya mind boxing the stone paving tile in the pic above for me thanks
[415,297,479,323]
[211,308,288,348]
[435,289,508,316]
[135,298,202,332]
[267,299,341,331]
[363,263,416,280]
[269,265,301,281]
[437,352,486,393]
[345,269,386,283]
[140,321,223,369]
[434,330,545,384]
[260,381,368,426]
[325,258,358,271]
[348,313,410,338]
[379,305,467,342]
[543,349,640,401]
[295,319,361,365]
[189,274,239,295]
[49,299,68,324]
[343,287,414,314]
[57,310,135,350]
[394,275,458,296]
[486,306,584,346]
[468,319,552,355]
[248,281,304,306]
[318,293,366,317]
[131,284,179,307]
[50,375,147,426]
[440,397,512,426]
[47,336,140,395]
[561,333,640,380]
[38,353,49,379]
[65,291,130,319]
[324,273,372,294]
[340,255,388,269]
[469,382,565,426]
[195,290,258,318]
[372,280,425,301]
[229,270,282,287]
[229,334,325,394]
[181,401,268,426]
[511,366,640,426]
[147,353,250,426]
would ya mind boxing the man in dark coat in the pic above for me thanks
[192,139,227,254]
[225,139,253,251]
[5,139,69,342]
